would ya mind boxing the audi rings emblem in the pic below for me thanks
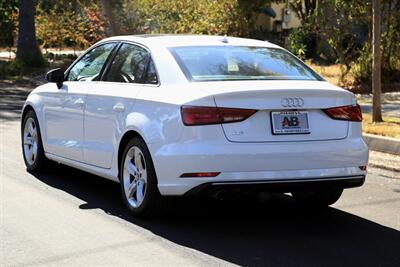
[281,97,304,107]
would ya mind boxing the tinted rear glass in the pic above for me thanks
[170,46,322,82]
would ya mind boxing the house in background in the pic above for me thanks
[256,2,301,33]
[254,1,368,60]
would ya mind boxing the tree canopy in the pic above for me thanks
[0,0,398,87]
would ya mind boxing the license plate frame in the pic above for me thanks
[271,111,310,135]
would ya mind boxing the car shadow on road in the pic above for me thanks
[31,163,400,267]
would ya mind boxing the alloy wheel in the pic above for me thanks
[23,117,38,166]
[122,145,148,208]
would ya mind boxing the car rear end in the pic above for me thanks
[150,41,368,196]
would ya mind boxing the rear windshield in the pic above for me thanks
[169,46,323,82]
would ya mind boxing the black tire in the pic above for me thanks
[292,187,343,208]
[21,110,48,172]
[119,137,172,217]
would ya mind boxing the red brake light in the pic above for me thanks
[322,104,362,122]
[181,106,257,126]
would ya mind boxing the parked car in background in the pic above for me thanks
[21,35,369,217]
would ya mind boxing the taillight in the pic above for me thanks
[181,105,257,126]
[322,104,362,122]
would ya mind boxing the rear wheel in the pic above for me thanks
[21,110,48,172]
[292,187,343,208]
[119,137,172,217]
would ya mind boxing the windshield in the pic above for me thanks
[170,46,323,82]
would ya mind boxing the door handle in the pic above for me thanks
[113,103,125,112]
[74,98,85,106]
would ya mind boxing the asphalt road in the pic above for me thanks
[1,118,400,266]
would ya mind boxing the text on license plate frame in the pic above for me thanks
[271,111,310,135]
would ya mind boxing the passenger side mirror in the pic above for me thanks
[46,68,64,89]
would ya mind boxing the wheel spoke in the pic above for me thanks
[140,170,147,183]
[127,161,137,177]
[134,149,143,171]
[136,181,145,205]
[28,122,35,137]
[127,181,137,198]
[127,146,135,158]
[24,136,34,145]
[32,143,38,155]
[27,148,34,162]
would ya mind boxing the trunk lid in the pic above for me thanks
[198,81,355,142]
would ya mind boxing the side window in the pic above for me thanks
[67,43,115,81]
[104,44,149,83]
[144,59,158,84]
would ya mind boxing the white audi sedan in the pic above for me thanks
[21,35,368,216]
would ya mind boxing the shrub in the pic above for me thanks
[0,60,25,79]
[353,42,400,86]
[288,26,309,59]
[36,2,106,50]
[352,43,372,84]
[118,0,251,36]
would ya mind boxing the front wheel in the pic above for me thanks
[292,187,343,208]
[119,137,172,217]
[21,110,48,172]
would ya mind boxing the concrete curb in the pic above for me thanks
[363,133,400,155]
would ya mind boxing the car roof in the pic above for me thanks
[100,34,281,49]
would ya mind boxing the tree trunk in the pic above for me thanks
[16,0,44,67]
[100,0,118,36]
[372,0,383,122]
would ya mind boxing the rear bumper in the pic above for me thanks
[184,175,365,196]
[149,136,368,196]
